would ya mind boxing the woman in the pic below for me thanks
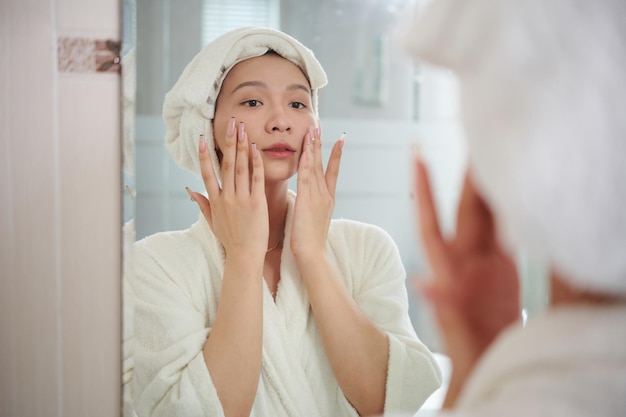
[403,0,626,415]
[129,26,441,417]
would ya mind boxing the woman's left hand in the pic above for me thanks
[291,129,389,416]
[290,127,344,260]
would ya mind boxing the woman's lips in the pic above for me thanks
[262,143,296,158]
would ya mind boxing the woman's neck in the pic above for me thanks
[550,270,622,306]
[264,181,289,248]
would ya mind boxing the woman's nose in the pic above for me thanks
[266,106,291,132]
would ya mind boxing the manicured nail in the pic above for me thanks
[239,122,245,142]
[314,127,321,139]
[199,134,207,152]
[309,127,315,142]
[185,187,195,202]
[227,116,236,137]
[252,142,258,158]
[339,132,346,150]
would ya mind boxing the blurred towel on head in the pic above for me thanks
[400,0,626,296]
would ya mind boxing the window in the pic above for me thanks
[202,0,281,45]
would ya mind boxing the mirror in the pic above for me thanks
[122,0,549,414]
[129,0,466,349]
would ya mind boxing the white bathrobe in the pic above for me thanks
[128,190,441,417]
[433,304,626,417]
[450,303,626,417]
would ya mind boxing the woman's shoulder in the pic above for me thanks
[135,225,194,252]
[128,219,222,296]
[327,218,405,291]
[328,218,399,259]
[329,218,394,242]
[133,218,215,263]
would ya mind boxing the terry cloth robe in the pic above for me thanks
[439,304,626,417]
[129,190,442,417]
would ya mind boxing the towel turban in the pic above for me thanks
[162,26,327,180]
[401,0,626,296]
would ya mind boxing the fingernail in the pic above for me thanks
[411,142,422,158]
[199,134,207,152]
[314,127,320,139]
[227,116,236,137]
[239,122,245,142]
[252,142,258,158]
[309,127,315,142]
[185,186,195,202]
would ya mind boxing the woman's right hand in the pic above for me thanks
[188,117,268,261]
[187,118,268,417]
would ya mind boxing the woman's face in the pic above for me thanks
[213,53,317,181]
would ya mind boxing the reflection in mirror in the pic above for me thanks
[133,0,468,350]
[123,0,549,416]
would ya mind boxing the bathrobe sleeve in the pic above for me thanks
[329,220,442,415]
[128,230,225,417]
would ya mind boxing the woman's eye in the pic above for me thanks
[290,101,307,109]
[243,99,261,107]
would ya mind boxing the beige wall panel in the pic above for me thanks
[58,73,122,416]
[0,0,61,415]
[1,0,122,415]
[57,0,121,37]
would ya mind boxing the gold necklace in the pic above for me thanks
[266,238,283,253]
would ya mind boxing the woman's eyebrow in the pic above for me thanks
[287,83,311,94]
[230,81,311,95]
[231,80,267,94]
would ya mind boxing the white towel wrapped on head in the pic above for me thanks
[162,26,328,179]
[401,0,626,296]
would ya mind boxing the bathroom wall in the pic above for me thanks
[0,0,121,415]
